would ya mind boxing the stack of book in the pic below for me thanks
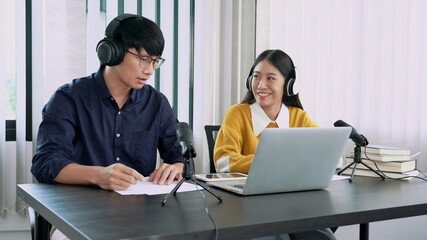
[341,145,418,180]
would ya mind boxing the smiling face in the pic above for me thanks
[114,48,157,89]
[252,60,286,113]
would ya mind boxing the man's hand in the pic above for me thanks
[97,163,144,191]
[148,162,184,185]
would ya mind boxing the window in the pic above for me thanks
[2,1,16,141]
[4,1,16,120]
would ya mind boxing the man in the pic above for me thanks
[31,14,184,191]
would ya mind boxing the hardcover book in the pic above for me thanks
[344,157,416,173]
[360,145,410,156]
[349,152,411,162]
[341,168,418,180]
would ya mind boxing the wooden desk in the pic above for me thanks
[17,177,427,240]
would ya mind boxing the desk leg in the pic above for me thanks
[359,223,369,240]
[35,212,51,240]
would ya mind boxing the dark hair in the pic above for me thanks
[242,49,304,110]
[114,15,164,56]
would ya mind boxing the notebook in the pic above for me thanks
[209,127,351,195]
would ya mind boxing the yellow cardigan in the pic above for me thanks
[214,103,318,174]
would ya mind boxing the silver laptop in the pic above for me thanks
[209,127,351,195]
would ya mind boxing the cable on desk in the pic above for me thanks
[193,176,219,240]
[363,148,427,182]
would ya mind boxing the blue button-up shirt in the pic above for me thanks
[31,67,183,183]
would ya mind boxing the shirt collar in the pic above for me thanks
[94,66,138,103]
[250,102,289,136]
[94,66,112,100]
[128,88,137,103]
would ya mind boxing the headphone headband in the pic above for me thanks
[104,14,137,38]
[96,14,140,66]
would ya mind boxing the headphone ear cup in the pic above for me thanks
[285,78,297,96]
[246,75,253,92]
[96,37,124,66]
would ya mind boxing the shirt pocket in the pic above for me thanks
[133,130,159,174]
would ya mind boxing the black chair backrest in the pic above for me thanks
[204,125,221,173]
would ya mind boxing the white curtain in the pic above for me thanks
[0,0,6,216]
[192,0,256,172]
[256,0,427,170]
[0,0,33,216]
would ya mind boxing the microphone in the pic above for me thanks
[162,123,223,205]
[334,120,368,146]
[175,122,196,158]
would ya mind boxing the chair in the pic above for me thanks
[29,206,51,240]
[204,125,221,173]
[29,207,35,240]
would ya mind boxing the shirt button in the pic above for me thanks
[118,111,121,115]
[116,157,120,161]
[111,97,114,101]
[116,133,121,137]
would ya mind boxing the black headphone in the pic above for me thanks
[245,70,297,97]
[96,14,140,66]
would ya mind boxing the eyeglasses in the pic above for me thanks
[125,50,165,69]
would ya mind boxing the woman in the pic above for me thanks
[214,49,317,174]
[214,49,336,240]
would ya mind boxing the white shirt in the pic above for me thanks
[217,102,290,173]
[249,102,289,136]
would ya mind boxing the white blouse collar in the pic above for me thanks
[249,102,289,136]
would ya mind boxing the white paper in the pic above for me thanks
[332,174,350,181]
[115,177,200,195]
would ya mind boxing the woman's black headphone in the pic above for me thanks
[245,69,298,97]
[96,14,140,66]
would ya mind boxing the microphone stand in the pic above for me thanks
[337,135,385,183]
[161,149,223,205]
